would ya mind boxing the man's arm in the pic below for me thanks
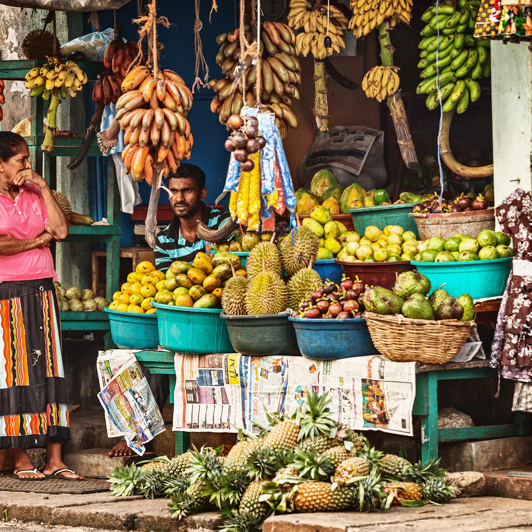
[0,232,53,256]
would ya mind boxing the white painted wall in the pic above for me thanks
[491,41,532,207]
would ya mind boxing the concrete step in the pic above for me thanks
[484,468,532,501]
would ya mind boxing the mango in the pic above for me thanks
[188,267,207,285]
[363,197,375,207]
[170,261,192,275]
[203,274,222,292]
[175,274,194,289]
[193,294,219,308]
[141,297,155,311]
[324,221,340,239]
[165,278,178,291]
[189,285,207,301]
[174,287,190,296]
[317,247,334,259]
[193,252,213,274]
[175,294,194,307]
[212,251,241,270]
[212,264,232,280]
[322,197,340,214]
[127,304,145,313]
[310,205,332,225]
[212,288,224,300]
[136,261,155,275]
[155,280,166,292]
[229,240,243,252]
[165,269,176,280]
[340,183,367,213]
[295,188,321,214]
[310,169,339,198]
[324,237,342,255]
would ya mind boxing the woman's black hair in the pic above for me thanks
[0,132,27,162]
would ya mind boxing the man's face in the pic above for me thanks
[168,177,207,219]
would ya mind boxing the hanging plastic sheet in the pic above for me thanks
[0,0,131,11]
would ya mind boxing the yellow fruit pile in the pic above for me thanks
[109,254,247,313]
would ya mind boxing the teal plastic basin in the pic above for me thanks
[347,203,418,238]
[152,302,233,354]
[313,259,343,285]
[104,308,159,349]
[289,317,377,360]
[411,257,513,299]
[207,249,249,268]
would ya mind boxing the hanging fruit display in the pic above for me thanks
[207,23,301,140]
[288,0,348,58]
[348,0,413,38]
[68,26,145,170]
[362,66,401,102]
[224,114,267,172]
[25,57,88,153]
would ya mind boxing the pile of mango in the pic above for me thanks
[211,231,275,253]
[296,169,401,215]
[108,253,245,314]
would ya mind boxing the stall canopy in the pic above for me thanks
[0,0,132,10]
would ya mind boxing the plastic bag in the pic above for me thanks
[61,28,115,61]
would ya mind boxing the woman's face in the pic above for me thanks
[0,142,31,186]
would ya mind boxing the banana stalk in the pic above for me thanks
[378,22,418,168]
[313,59,328,132]
[41,91,61,153]
[440,110,493,178]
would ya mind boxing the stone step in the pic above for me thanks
[484,468,532,501]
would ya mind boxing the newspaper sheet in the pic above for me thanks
[173,354,416,437]
[97,350,166,455]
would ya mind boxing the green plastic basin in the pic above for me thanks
[347,203,418,238]
[411,257,512,299]
[152,302,233,354]
[104,308,159,349]
[221,311,300,356]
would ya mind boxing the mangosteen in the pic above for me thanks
[316,299,330,313]
[305,308,321,319]
[240,159,255,172]
[234,148,248,162]
[329,302,342,317]
[232,133,247,149]
[337,311,352,319]
[224,138,236,152]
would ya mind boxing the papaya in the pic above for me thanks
[310,169,339,198]
[340,183,367,213]
[322,197,341,214]
[295,188,321,214]
[321,185,344,203]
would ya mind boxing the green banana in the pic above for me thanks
[456,86,470,113]
[420,50,429,58]
[451,45,464,59]
[451,49,469,70]
[454,33,465,48]
[442,92,459,112]
[421,7,436,22]
[482,60,491,77]
[427,34,454,52]
[465,78,481,101]
[471,58,483,79]
[434,5,455,15]
[456,60,473,78]
[477,46,488,64]
[458,0,468,7]
[418,58,430,69]
[459,9,470,24]
[426,44,453,63]
[420,54,453,78]
[457,22,468,32]
[442,26,457,34]
[446,11,462,28]
[42,90,53,101]
[417,76,438,94]
[430,14,451,30]
[59,85,68,99]
[465,48,479,69]
[477,39,491,48]
[435,81,456,102]
[426,89,440,110]
[468,16,475,29]
[31,84,46,97]
[419,35,437,49]
[439,64,454,75]
[421,24,437,36]
[465,35,476,46]
[450,79,466,102]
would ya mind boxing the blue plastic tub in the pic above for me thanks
[104,308,159,349]
[313,259,343,285]
[347,203,418,238]
[412,257,513,299]
[207,249,249,268]
[152,302,233,354]
[289,317,378,360]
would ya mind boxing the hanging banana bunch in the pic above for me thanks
[362,66,401,101]
[349,0,413,39]
[0,79,5,122]
[207,23,301,140]
[288,0,349,59]
[25,56,88,153]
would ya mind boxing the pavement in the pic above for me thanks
[1,492,532,531]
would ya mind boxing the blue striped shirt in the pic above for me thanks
[154,204,230,270]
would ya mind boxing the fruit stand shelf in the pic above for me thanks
[0,60,104,81]
[25,137,103,158]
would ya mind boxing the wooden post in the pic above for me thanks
[313,59,328,132]
[378,22,418,169]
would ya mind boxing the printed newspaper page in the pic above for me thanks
[173,354,415,436]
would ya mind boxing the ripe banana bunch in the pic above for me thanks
[0,79,5,122]
[362,66,400,101]
[103,37,142,78]
[417,0,490,115]
[208,23,301,140]
[349,0,413,39]
[288,0,348,58]
[25,57,88,100]
[93,74,123,106]
[116,66,194,183]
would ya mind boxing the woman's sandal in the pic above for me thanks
[13,468,45,481]
[44,468,84,481]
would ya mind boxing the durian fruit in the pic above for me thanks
[287,267,322,310]
[245,269,288,316]
[246,241,282,279]
[51,190,95,226]
[281,227,320,277]
[222,276,248,316]
[21,30,61,60]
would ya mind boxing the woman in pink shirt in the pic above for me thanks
[0,132,82,480]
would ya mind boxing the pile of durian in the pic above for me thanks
[222,226,322,316]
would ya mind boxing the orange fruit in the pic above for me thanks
[118,293,130,305]
[151,270,165,281]
[130,282,143,294]
[129,294,144,306]
[141,274,158,286]
[145,308,157,315]
[155,280,166,293]
[127,272,144,284]
[109,301,119,310]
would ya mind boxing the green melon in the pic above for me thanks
[295,188,321,214]
[310,170,339,198]
[340,183,367,213]
[321,185,344,203]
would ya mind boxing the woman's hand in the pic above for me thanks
[14,169,48,190]
[37,231,53,248]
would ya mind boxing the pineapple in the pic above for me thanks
[335,425,367,453]
[239,480,270,521]
[139,468,167,499]
[169,481,212,519]
[223,440,253,472]
[383,482,425,507]
[332,457,370,487]
[358,445,384,472]
[403,458,446,484]
[297,391,336,441]
[297,435,338,455]
[378,454,412,479]
[263,420,299,451]
[422,477,455,504]
[355,469,385,512]
[242,438,264,461]
[202,468,252,509]
[246,446,282,481]
[187,446,223,483]
[164,452,192,478]
[291,448,335,481]
[140,458,169,472]
[322,445,350,469]
[108,464,144,497]
[161,475,191,498]
[291,482,356,512]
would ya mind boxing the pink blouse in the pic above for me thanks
[0,183,57,281]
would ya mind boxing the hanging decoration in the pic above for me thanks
[192,0,209,91]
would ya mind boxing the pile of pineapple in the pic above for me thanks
[108,392,454,527]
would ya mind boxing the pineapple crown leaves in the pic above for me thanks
[136,455,170,467]
[160,475,191,498]
[291,448,335,481]
[354,469,386,512]
[421,476,456,504]
[357,444,384,472]
[296,391,336,442]
[404,458,447,483]
[259,483,294,515]
[246,446,286,481]
[186,445,223,484]
[168,482,211,520]
[108,464,144,497]
[203,469,252,509]
[218,510,268,532]
[139,469,167,499]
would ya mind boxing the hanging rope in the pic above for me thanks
[88,11,100,31]
[209,0,218,21]
[192,0,209,92]
[52,12,58,56]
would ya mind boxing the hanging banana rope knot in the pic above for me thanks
[193,0,209,89]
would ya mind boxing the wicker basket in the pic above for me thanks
[363,312,476,364]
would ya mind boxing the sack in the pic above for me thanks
[298,126,388,192]
[0,0,131,10]
[61,28,115,61]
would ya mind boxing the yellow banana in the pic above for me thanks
[45,78,55,91]
[25,68,40,81]
[26,76,45,89]
[64,72,75,88]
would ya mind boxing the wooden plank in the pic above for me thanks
[67,225,122,236]
[413,372,428,416]
[475,299,502,313]
[432,367,496,381]
[417,360,490,373]
[420,372,439,462]
[438,424,518,441]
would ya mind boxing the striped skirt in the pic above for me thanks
[0,278,70,448]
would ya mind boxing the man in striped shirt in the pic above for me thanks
[154,164,230,271]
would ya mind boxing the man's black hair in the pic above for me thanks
[168,164,206,190]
